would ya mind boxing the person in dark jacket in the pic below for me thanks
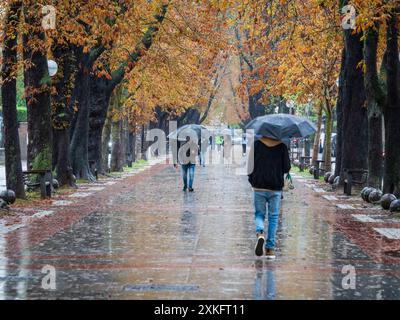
[242,133,247,156]
[173,136,199,192]
[248,137,291,259]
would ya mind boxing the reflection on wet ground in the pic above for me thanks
[0,150,399,299]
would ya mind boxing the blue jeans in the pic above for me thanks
[199,152,206,166]
[254,191,282,249]
[181,164,195,189]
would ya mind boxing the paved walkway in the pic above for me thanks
[0,149,399,299]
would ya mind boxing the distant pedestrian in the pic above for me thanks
[242,133,247,156]
[248,137,291,259]
[215,135,223,152]
[174,136,199,192]
[199,140,206,167]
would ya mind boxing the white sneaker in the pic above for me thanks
[265,248,276,260]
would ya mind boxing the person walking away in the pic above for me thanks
[248,137,291,259]
[174,136,199,192]
[216,135,223,152]
[221,135,225,156]
[199,140,207,167]
[242,133,247,156]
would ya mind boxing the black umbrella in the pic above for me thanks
[168,124,209,142]
[246,114,317,140]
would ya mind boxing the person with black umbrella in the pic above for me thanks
[246,114,316,259]
[248,137,291,259]
[173,136,199,192]
[169,125,208,192]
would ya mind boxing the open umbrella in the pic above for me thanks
[246,114,316,141]
[168,124,209,142]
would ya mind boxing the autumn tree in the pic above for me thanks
[22,0,53,174]
[360,14,385,188]
[121,1,229,132]
[383,7,400,195]
[235,0,342,171]
[0,0,26,198]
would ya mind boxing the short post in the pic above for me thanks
[89,161,98,180]
[314,161,320,180]
[344,171,353,196]
[300,157,305,172]
[45,171,52,198]
[39,173,46,199]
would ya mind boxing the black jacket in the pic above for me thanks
[172,140,199,165]
[248,141,291,191]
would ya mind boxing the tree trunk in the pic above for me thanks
[323,104,333,173]
[364,26,384,189]
[383,13,400,196]
[123,117,130,166]
[249,91,266,119]
[129,126,138,165]
[70,49,94,180]
[140,124,148,160]
[176,108,201,126]
[152,107,170,132]
[101,109,112,173]
[88,75,112,173]
[51,42,77,187]
[23,1,52,172]
[339,6,368,181]
[110,120,124,172]
[278,97,290,114]
[312,106,323,164]
[53,129,76,187]
[121,121,127,167]
[1,0,26,198]
[110,87,124,172]
[334,49,346,178]
[304,138,311,157]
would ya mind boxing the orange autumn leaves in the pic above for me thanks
[6,0,391,126]
[1,0,230,127]
[234,0,343,108]
[87,0,230,126]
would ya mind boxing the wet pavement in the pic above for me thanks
[0,148,400,300]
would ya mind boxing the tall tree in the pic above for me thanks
[383,12,400,195]
[86,3,169,174]
[69,49,94,179]
[312,105,323,164]
[334,49,346,178]
[364,25,384,188]
[51,42,77,186]
[101,108,112,173]
[23,0,52,173]
[338,0,368,180]
[109,86,125,172]
[1,0,26,198]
